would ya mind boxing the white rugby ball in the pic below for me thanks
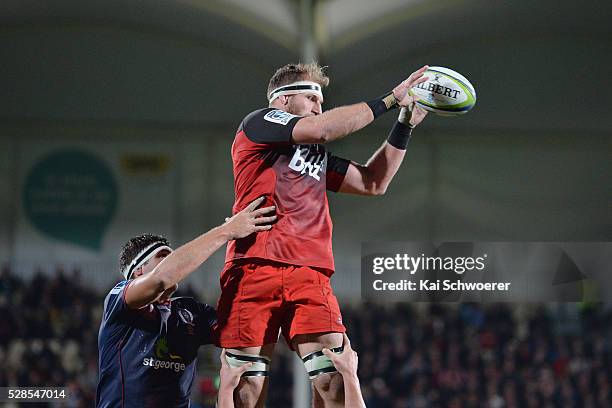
[410,66,476,116]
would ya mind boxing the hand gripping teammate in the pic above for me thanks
[322,334,366,408]
[95,197,275,408]
[216,62,429,408]
[217,335,364,408]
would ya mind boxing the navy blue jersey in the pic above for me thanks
[96,280,216,408]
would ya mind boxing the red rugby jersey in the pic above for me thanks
[225,108,350,272]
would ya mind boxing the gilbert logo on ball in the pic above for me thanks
[410,66,476,116]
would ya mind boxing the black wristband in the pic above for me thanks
[366,92,398,119]
[386,121,413,150]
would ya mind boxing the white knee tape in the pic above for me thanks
[225,351,271,377]
[302,346,344,379]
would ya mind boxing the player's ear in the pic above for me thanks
[133,266,144,278]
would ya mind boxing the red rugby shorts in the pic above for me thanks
[214,260,345,348]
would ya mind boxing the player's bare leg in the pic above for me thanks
[312,385,326,408]
[293,332,346,408]
[226,344,275,408]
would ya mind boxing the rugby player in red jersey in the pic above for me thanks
[215,62,429,407]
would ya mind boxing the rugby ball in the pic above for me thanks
[410,66,476,116]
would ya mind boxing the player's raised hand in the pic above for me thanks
[322,333,359,378]
[398,101,428,128]
[407,104,428,127]
[223,196,276,240]
[392,65,429,106]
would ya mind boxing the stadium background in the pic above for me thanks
[0,0,610,406]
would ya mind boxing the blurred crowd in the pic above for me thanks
[0,266,100,406]
[342,302,610,408]
[0,266,610,407]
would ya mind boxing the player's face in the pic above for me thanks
[286,93,322,117]
[134,249,171,277]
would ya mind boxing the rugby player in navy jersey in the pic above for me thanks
[96,197,275,408]
[218,62,429,407]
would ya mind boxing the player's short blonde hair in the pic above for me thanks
[267,62,330,99]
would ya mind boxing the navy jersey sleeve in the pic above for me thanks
[326,153,350,192]
[197,303,217,345]
[242,108,302,145]
[103,280,133,322]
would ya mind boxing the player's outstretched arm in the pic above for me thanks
[337,102,428,196]
[291,65,429,145]
[217,349,253,408]
[125,197,275,308]
[322,333,366,408]
[292,102,376,144]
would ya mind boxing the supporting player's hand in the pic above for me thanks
[323,333,367,408]
[219,349,253,391]
[322,333,359,379]
[392,65,429,108]
[223,197,276,240]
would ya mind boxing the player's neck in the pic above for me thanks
[269,102,289,112]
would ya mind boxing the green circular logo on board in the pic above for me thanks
[23,149,118,250]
